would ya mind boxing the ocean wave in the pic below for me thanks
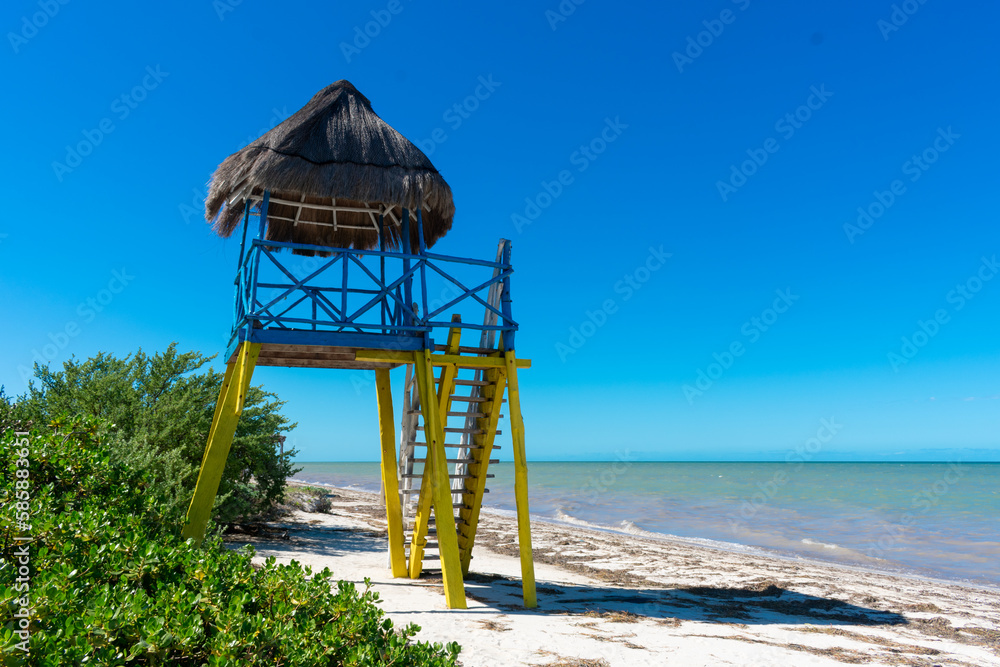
[549,508,769,556]
[543,508,974,586]
[554,508,600,528]
[291,478,380,495]
[801,538,840,550]
[797,538,885,565]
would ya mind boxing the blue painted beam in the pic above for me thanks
[234,327,426,351]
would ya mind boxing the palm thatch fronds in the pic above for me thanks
[205,80,454,253]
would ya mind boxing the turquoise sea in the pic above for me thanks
[292,461,1000,588]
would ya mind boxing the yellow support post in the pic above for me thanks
[413,347,467,609]
[503,349,537,608]
[182,342,261,545]
[408,319,462,579]
[376,368,408,577]
[199,360,233,470]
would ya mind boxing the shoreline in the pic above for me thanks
[285,478,1000,595]
[232,481,1000,666]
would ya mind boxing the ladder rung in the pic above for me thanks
[410,458,500,465]
[448,395,488,403]
[407,410,505,419]
[404,441,501,450]
[405,524,466,539]
[402,487,490,495]
[428,517,468,526]
[401,473,489,480]
[407,410,489,418]
[452,379,491,387]
[416,426,488,435]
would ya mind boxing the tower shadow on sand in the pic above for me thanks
[413,572,908,627]
[226,519,908,627]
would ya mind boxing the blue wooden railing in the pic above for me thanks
[229,193,517,353]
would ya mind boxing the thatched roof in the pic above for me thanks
[205,80,454,253]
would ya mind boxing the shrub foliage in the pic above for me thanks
[0,416,460,665]
[14,345,298,524]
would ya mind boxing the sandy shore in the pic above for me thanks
[224,484,1000,666]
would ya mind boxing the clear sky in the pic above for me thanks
[2,1,998,462]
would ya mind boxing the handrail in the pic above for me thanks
[249,238,509,270]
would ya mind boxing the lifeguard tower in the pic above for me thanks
[181,80,535,610]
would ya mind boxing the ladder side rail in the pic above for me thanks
[398,364,419,520]
[454,241,506,497]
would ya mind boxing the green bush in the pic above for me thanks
[0,388,24,435]
[0,417,460,666]
[13,344,299,525]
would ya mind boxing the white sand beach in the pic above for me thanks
[225,484,1000,667]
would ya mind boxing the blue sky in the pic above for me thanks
[2,0,998,462]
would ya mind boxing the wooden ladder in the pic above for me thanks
[399,242,507,576]
[399,323,507,577]
[380,243,535,609]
